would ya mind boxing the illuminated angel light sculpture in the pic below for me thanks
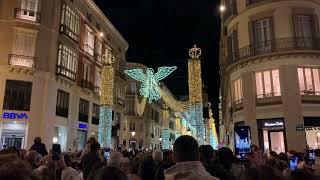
[124,66,177,103]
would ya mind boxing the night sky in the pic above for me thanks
[94,0,221,117]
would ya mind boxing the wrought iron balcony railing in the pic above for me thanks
[8,54,35,68]
[227,37,320,65]
[81,79,94,91]
[84,44,94,56]
[256,93,282,106]
[56,107,68,118]
[233,99,244,112]
[301,90,320,104]
[246,0,265,6]
[56,65,77,82]
[60,24,79,42]
[14,8,40,23]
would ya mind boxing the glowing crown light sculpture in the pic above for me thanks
[186,45,205,145]
[98,52,115,148]
[124,66,177,103]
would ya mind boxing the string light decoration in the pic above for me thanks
[98,106,112,148]
[175,117,181,134]
[99,52,115,148]
[160,88,189,112]
[188,45,202,103]
[135,95,147,116]
[124,66,177,103]
[101,65,114,106]
[162,129,170,149]
[209,106,218,149]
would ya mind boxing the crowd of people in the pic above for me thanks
[0,135,320,180]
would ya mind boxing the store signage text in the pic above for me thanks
[264,122,284,127]
[78,123,87,130]
[2,112,28,120]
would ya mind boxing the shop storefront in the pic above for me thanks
[53,126,67,151]
[0,111,29,149]
[77,122,88,150]
[257,118,287,154]
[304,117,320,149]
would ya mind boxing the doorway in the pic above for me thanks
[268,130,286,154]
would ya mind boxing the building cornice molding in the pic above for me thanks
[224,0,320,29]
[226,51,320,74]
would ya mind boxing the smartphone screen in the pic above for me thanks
[52,144,61,161]
[234,126,251,161]
[104,151,110,160]
[308,150,316,164]
[290,156,298,170]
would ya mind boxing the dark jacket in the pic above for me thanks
[30,143,48,157]
[81,151,100,180]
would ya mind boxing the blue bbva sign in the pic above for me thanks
[78,123,88,130]
[2,112,28,120]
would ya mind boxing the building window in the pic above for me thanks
[123,120,127,131]
[92,103,100,125]
[169,121,174,130]
[60,4,80,42]
[254,18,271,51]
[295,15,312,38]
[57,45,78,81]
[95,40,102,62]
[84,25,94,56]
[255,69,281,98]
[15,0,39,22]
[94,69,101,95]
[56,89,69,118]
[10,29,37,68]
[298,67,320,95]
[233,78,243,103]
[83,62,91,81]
[79,98,89,122]
[129,122,136,131]
[3,80,32,111]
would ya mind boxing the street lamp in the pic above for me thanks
[159,136,162,142]
[219,5,226,13]
[131,131,136,137]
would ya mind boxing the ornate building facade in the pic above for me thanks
[220,0,320,153]
[0,0,128,150]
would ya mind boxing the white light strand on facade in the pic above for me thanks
[162,129,170,149]
[98,106,112,148]
[160,88,189,112]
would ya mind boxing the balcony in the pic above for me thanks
[233,99,244,112]
[84,44,94,56]
[78,113,88,123]
[60,24,79,42]
[117,98,125,107]
[56,107,68,118]
[246,0,265,6]
[227,37,320,66]
[256,93,282,106]
[8,54,35,68]
[301,90,320,104]
[94,86,101,95]
[56,65,76,82]
[14,8,40,23]
[81,79,94,91]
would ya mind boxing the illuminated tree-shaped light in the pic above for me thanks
[124,66,177,103]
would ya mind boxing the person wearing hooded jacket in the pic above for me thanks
[164,135,219,180]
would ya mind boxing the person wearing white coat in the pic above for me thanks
[164,135,219,180]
